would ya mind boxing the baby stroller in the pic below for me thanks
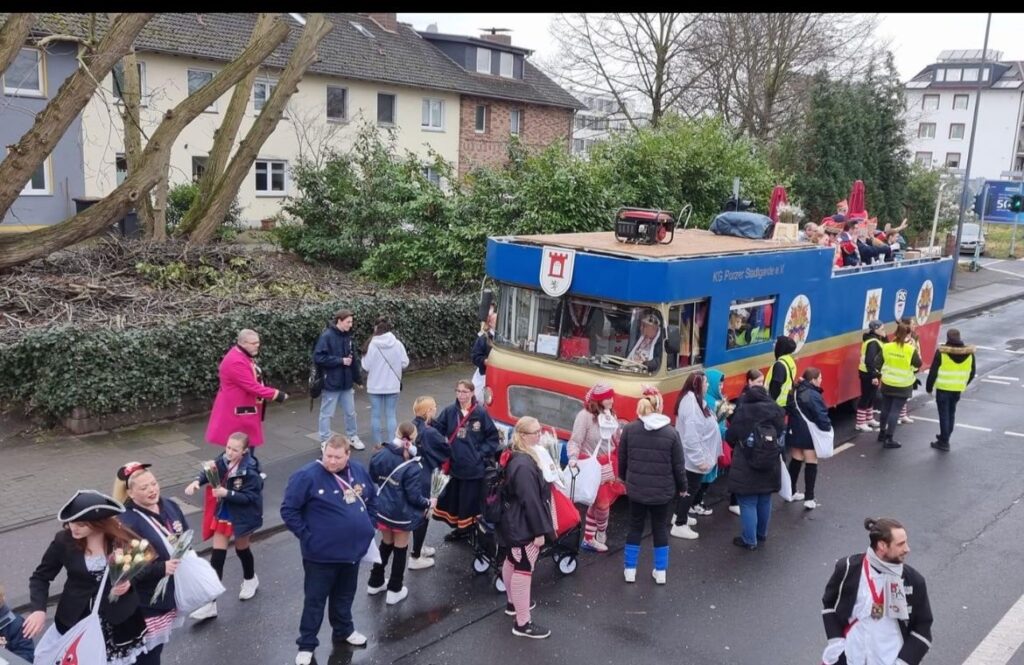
[469,465,583,593]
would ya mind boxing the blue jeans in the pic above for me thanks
[297,559,359,650]
[368,392,400,445]
[319,389,357,442]
[737,493,772,546]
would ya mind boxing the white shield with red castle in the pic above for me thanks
[540,246,576,297]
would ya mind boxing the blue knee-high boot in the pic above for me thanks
[653,546,669,572]
[624,543,641,569]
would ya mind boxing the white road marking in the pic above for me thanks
[983,265,1024,279]
[958,423,993,432]
[963,592,1024,665]
[976,345,997,350]
[832,442,855,455]
[987,376,1020,381]
[1006,431,1024,438]
[913,416,940,423]
[982,379,1013,386]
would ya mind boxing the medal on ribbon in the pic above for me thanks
[864,556,885,620]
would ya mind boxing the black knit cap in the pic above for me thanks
[57,490,125,523]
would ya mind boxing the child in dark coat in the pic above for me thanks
[0,584,35,662]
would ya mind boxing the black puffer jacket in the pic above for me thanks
[725,386,786,495]
[617,414,687,505]
[497,451,554,547]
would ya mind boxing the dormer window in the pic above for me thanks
[476,47,491,74]
[499,52,513,78]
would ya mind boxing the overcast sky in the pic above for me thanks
[399,13,1024,82]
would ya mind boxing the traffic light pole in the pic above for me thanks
[1011,182,1023,258]
[971,183,988,271]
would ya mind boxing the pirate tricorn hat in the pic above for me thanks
[58,490,125,523]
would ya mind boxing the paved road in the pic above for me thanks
[152,300,1024,665]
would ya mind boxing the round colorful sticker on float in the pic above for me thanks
[894,288,908,321]
[915,280,934,325]
[784,294,812,352]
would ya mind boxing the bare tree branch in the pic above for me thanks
[0,13,37,75]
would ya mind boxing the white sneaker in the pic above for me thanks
[804,499,818,510]
[581,538,608,553]
[689,504,713,516]
[786,492,806,503]
[189,601,217,621]
[652,569,666,585]
[408,556,435,570]
[855,423,875,432]
[345,630,368,646]
[239,575,259,600]
[349,436,366,450]
[670,524,699,540]
[421,545,437,557]
[295,651,313,665]
[670,514,697,527]
[867,419,881,428]
[386,586,408,605]
[367,582,386,596]
[899,416,914,424]
[595,531,607,545]
[729,505,741,516]
[624,568,636,583]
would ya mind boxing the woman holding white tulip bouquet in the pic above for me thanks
[25,489,153,665]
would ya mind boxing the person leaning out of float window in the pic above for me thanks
[24,490,153,665]
[115,462,191,661]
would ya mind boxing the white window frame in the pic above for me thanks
[935,69,946,82]
[945,152,961,168]
[111,61,147,105]
[3,47,44,97]
[421,98,444,131]
[474,104,487,133]
[187,68,217,112]
[949,123,965,140]
[946,68,962,82]
[915,151,932,166]
[922,94,940,111]
[952,94,969,110]
[377,92,397,126]
[499,52,513,78]
[918,123,936,139]
[476,47,491,74]
[963,68,979,82]
[510,108,522,136]
[326,85,348,122]
[254,159,287,196]
[982,67,990,81]
[21,156,50,195]
[253,78,277,113]
[423,166,442,186]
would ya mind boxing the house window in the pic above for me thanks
[945,152,961,168]
[510,109,522,136]
[254,159,286,194]
[963,68,979,82]
[949,123,965,140]
[421,98,444,130]
[21,157,49,195]
[725,296,776,350]
[935,69,946,82]
[253,79,277,112]
[475,104,487,133]
[574,115,586,130]
[192,156,208,182]
[946,68,962,82]
[915,151,933,165]
[922,94,940,110]
[187,69,216,112]
[115,154,127,186]
[112,61,146,102]
[953,94,969,110]
[327,86,347,121]
[499,52,513,78]
[423,166,442,186]
[349,21,374,39]
[3,47,43,96]
[573,138,585,153]
[918,123,936,139]
[982,67,990,81]
[476,47,491,74]
[377,92,396,125]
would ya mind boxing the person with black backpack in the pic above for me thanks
[724,379,786,551]
[495,416,554,639]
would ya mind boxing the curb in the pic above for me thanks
[945,290,1024,323]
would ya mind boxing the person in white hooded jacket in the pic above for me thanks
[361,317,410,444]
[671,371,722,541]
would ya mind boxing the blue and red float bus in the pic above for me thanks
[481,226,954,442]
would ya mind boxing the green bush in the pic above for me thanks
[0,294,476,422]
[166,182,244,241]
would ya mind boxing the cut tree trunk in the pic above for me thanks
[0,13,154,222]
[189,14,332,245]
[176,12,278,237]
[0,13,37,76]
[0,17,291,270]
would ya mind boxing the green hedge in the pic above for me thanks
[0,294,477,422]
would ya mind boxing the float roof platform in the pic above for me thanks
[509,230,812,260]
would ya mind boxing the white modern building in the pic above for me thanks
[570,91,649,156]
[904,49,1024,179]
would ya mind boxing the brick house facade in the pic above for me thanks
[458,96,574,177]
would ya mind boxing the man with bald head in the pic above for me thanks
[206,328,288,454]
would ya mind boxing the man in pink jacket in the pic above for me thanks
[206,329,288,450]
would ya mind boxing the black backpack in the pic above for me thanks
[480,458,510,526]
[743,421,783,471]
[308,336,324,399]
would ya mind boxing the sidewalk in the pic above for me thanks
[944,257,1024,320]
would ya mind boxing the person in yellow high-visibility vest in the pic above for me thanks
[766,336,798,409]
[925,328,976,452]
[877,322,922,449]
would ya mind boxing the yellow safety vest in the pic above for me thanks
[881,342,916,388]
[859,338,883,373]
[766,354,797,407]
[934,352,973,392]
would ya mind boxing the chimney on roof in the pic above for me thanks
[480,33,512,46]
[365,13,398,33]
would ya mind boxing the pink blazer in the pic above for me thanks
[205,345,279,446]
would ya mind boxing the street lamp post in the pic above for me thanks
[950,12,992,290]
[929,180,949,254]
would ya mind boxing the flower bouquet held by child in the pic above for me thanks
[109,539,156,602]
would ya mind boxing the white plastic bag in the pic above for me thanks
[361,537,382,566]
[778,456,793,502]
[562,454,601,506]
[174,550,226,614]
[35,568,108,664]
[797,403,835,459]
